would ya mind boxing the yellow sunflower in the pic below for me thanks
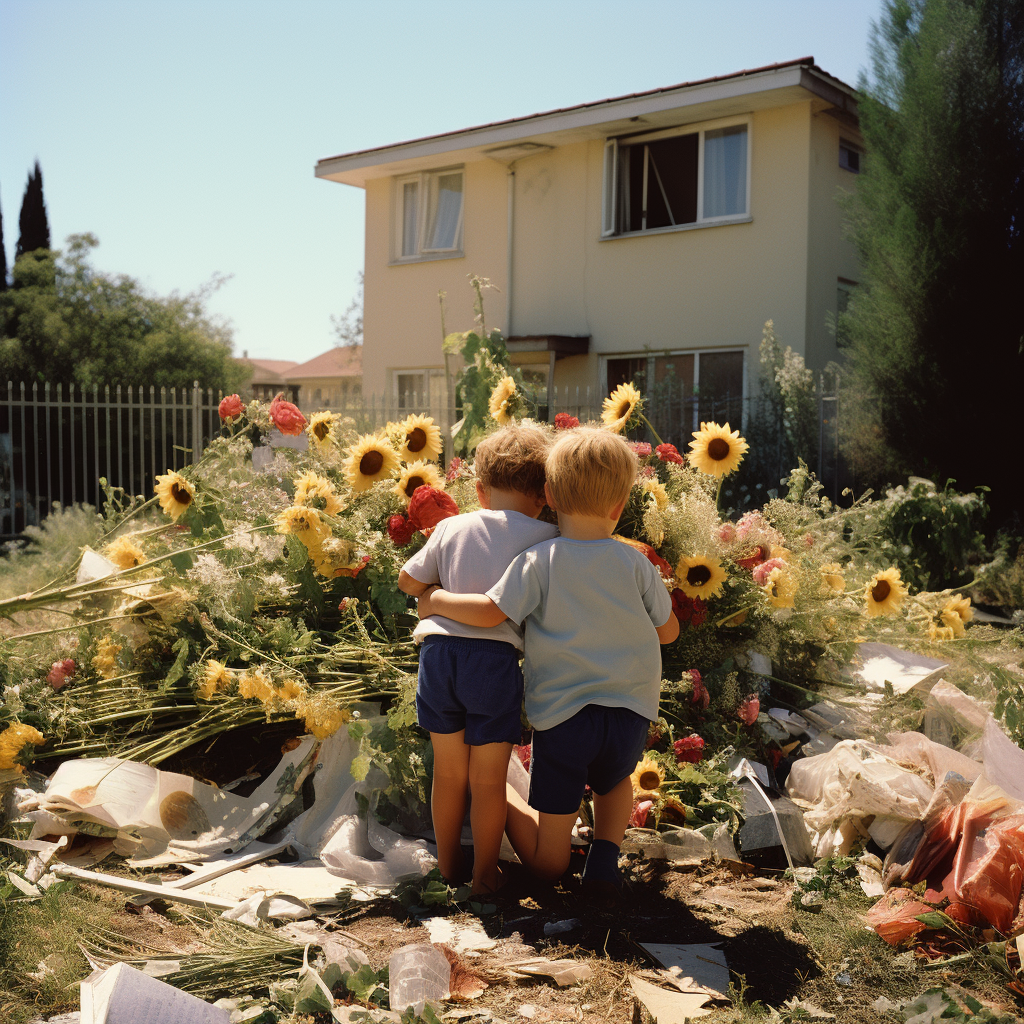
[393,460,445,505]
[293,470,344,516]
[198,659,232,700]
[488,376,518,424]
[311,537,356,578]
[91,636,122,679]
[630,754,665,799]
[687,422,749,478]
[601,382,642,434]
[0,723,45,772]
[819,562,845,594]
[676,554,728,600]
[864,567,907,618]
[943,595,973,626]
[343,433,401,492]
[276,505,331,551]
[104,536,146,570]
[641,478,669,509]
[307,411,337,451]
[399,413,443,463]
[940,608,966,637]
[154,470,195,520]
[763,566,798,609]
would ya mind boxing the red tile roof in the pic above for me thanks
[286,346,362,379]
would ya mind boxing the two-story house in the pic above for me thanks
[315,58,861,434]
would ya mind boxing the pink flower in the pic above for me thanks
[269,392,307,436]
[513,744,532,772]
[752,557,787,587]
[445,456,465,482]
[718,523,737,544]
[629,799,654,827]
[737,695,760,726]
[628,442,652,457]
[689,669,710,709]
[554,413,579,430]
[408,486,459,531]
[804,533,815,548]
[46,658,76,690]
[387,514,417,546]
[338,598,356,614]
[218,394,244,421]
[735,511,767,541]
[655,443,684,465]
[673,734,705,764]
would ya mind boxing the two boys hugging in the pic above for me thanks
[397,424,678,896]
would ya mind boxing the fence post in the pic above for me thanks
[817,373,824,483]
[192,380,201,465]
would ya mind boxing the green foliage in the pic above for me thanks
[0,234,248,391]
[16,161,50,260]
[838,0,1024,522]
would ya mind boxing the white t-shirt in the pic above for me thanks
[402,509,559,649]
[486,537,673,731]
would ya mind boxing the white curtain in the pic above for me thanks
[703,126,747,218]
[402,182,419,256]
[427,173,463,249]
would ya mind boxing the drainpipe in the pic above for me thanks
[505,163,515,339]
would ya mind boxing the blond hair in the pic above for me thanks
[546,427,637,516]
[474,422,551,499]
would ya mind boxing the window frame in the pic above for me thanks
[839,139,862,174]
[391,166,465,263]
[389,367,447,409]
[600,116,752,239]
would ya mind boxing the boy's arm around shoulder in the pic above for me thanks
[418,587,508,627]
[398,570,431,597]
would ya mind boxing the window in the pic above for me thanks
[602,120,749,237]
[839,140,861,174]
[391,368,446,411]
[394,168,464,260]
[395,372,426,409]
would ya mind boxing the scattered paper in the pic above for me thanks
[639,943,729,999]
[850,643,946,696]
[221,893,313,926]
[509,958,593,987]
[629,975,713,1022]
[191,859,360,905]
[80,961,229,1023]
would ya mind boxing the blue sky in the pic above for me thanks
[1,0,880,368]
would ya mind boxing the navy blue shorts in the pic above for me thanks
[416,635,524,745]
[528,704,649,814]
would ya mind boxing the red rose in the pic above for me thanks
[645,721,663,748]
[673,734,705,764]
[554,413,579,430]
[735,543,771,571]
[47,658,76,690]
[218,394,244,421]
[629,799,653,828]
[387,514,418,546]
[513,744,531,773]
[269,392,307,436]
[408,486,459,531]
[737,695,760,726]
[655,443,684,464]
[690,597,707,627]
[689,669,710,709]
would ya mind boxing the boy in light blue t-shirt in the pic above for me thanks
[418,427,678,892]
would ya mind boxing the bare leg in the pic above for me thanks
[504,783,577,881]
[430,731,470,883]
[467,741,513,894]
[591,775,634,846]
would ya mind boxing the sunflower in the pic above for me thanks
[630,754,665,799]
[763,566,798,609]
[943,595,973,626]
[311,537,357,578]
[307,411,337,451]
[198,659,232,700]
[864,567,906,617]
[929,622,956,642]
[343,433,401,492]
[399,413,443,463]
[91,636,122,679]
[104,536,146,570]
[154,470,195,520]
[601,382,642,434]
[276,505,331,551]
[940,608,966,637]
[687,422,749,478]
[676,554,728,600]
[0,723,45,772]
[488,376,518,424]
[293,470,344,516]
[640,478,669,509]
[393,461,445,505]
[819,562,845,594]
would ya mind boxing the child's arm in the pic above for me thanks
[418,586,508,628]
[655,612,679,645]
[397,570,432,597]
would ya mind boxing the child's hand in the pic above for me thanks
[417,585,440,618]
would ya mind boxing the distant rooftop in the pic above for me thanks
[286,345,362,379]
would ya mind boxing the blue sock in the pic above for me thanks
[582,839,621,885]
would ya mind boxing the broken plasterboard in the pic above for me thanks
[848,643,947,696]
[628,975,713,1022]
[80,961,229,1023]
[639,943,730,999]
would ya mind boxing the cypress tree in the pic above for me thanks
[0,193,7,292]
[16,161,51,260]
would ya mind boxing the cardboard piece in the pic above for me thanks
[628,975,713,1022]
[80,961,229,1024]
[425,917,498,952]
[508,958,593,986]
[639,943,729,999]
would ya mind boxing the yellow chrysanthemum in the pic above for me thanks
[275,505,331,551]
[687,422,749,478]
[104,536,146,570]
[154,470,195,520]
[293,470,344,516]
[676,554,728,601]
[393,461,445,505]
[943,595,973,626]
[819,562,845,594]
[91,636,122,679]
[929,622,956,642]
[630,754,665,799]
[399,413,443,463]
[198,660,232,700]
[864,567,906,618]
[601,382,642,434]
[311,537,358,579]
[294,693,352,740]
[238,667,276,705]
[763,566,798,609]
[277,677,306,702]
[307,411,338,451]
[488,376,518,425]
[0,723,45,772]
[641,478,669,509]
[343,433,401,492]
[940,609,966,637]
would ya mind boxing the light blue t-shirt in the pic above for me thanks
[486,537,673,731]
[402,509,558,650]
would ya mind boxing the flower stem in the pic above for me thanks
[639,413,665,447]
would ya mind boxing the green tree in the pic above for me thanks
[0,234,247,392]
[331,271,363,347]
[15,162,50,260]
[839,0,1024,522]
[0,192,8,292]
